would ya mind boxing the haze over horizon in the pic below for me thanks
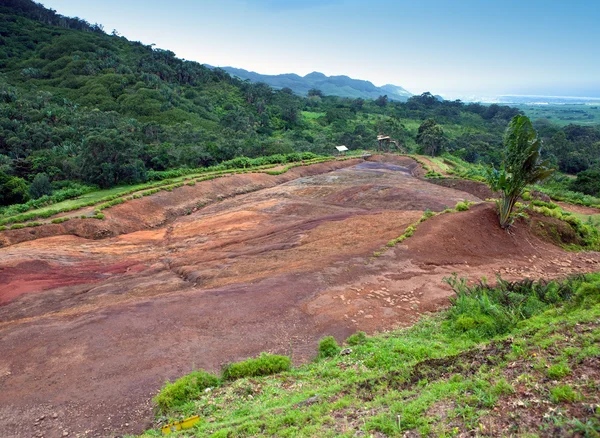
[34,0,600,100]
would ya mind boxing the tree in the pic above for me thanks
[571,169,600,196]
[0,172,29,206]
[486,115,554,229]
[416,119,446,156]
[375,95,388,107]
[307,88,323,98]
[29,173,52,199]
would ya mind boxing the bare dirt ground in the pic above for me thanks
[1,155,599,438]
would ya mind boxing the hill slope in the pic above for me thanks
[210,66,413,101]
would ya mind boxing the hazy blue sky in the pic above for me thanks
[41,0,600,99]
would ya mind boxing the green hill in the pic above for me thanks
[209,66,413,101]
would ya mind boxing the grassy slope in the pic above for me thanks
[140,275,600,438]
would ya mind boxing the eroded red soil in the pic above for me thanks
[1,155,598,438]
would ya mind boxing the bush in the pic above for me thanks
[154,370,220,413]
[455,200,471,211]
[346,331,367,346]
[222,353,291,381]
[317,336,341,359]
[444,274,581,340]
[570,169,600,197]
[29,173,53,199]
[51,217,70,224]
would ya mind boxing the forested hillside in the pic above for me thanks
[0,0,598,208]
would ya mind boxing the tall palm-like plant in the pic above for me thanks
[486,115,554,229]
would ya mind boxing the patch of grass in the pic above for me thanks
[50,217,70,224]
[454,200,472,211]
[550,384,580,403]
[546,363,572,380]
[153,371,220,414]
[222,353,291,381]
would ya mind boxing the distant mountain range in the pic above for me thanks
[206,66,413,101]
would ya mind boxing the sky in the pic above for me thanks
[40,0,600,99]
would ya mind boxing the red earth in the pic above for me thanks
[1,155,598,438]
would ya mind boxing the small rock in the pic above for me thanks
[295,395,320,407]
[364,314,373,319]
[62,432,69,437]
[340,348,352,356]
[52,413,58,419]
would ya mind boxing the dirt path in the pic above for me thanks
[1,156,599,438]
[557,201,600,215]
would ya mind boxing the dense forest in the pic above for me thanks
[0,0,598,207]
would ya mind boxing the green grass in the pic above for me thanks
[140,273,600,437]
[570,212,600,230]
[222,354,292,381]
[530,203,600,250]
[301,111,326,120]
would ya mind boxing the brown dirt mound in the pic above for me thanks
[428,178,497,201]
[405,203,546,265]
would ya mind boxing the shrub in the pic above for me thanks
[222,353,291,381]
[346,331,367,346]
[154,370,220,413]
[419,209,435,222]
[455,200,471,211]
[317,336,341,359]
[444,274,580,340]
[51,217,70,224]
[546,363,572,380]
